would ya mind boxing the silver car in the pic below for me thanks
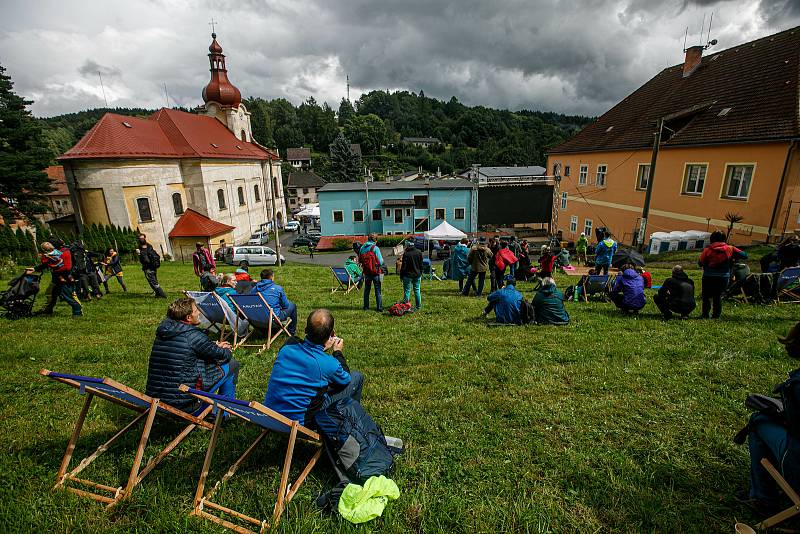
[225,245,286,266]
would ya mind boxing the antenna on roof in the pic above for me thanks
[698,13,705,47]
[706,12,715,47]
[97,71,109,108]
[163,83,170,108]
[683,27,688,52]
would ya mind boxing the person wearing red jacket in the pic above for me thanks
[494,241,518,281]
[698,230,747,318]
[27,239,82,317]
[538,246,556,278]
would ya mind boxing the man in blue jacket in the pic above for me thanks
[264,309,363,427]
[252,268,297,335]
[594,232,617,276]
[482,275,524,324]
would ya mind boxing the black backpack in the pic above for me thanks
[520,299,536,325]
[70,246,88,272]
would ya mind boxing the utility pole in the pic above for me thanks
[364,174,371,235]
[637,118,664,252]
[267,155,282,263]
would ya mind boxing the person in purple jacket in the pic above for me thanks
[609,263,646,313]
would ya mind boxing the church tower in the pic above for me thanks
[201,32,253,143]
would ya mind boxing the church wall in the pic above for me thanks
[78,189,111,226]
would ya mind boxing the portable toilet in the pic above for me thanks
[685,230,704,249]
[664,232,680,251]
[648,232,671,254]
[669,231,691,250]
[694,231,711,249]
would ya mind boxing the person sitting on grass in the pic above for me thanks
[574,268,597,303]
[482,275,524,324]
[779,322,800,359]
[610,263,646,314]
[234,261,255,293]
[145,297,238,413]
[214,274,250,337]
[344,255,363,289]
[399,240,423,310]
[532,277,570,325]
[252,268,298,335]
[653,265,695,320]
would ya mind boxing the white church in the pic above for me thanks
[58,32,285,259]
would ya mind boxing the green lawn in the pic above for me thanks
[0,261,795,533]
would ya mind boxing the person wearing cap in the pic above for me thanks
[463,236,492,296]
[482,275,524,324]
[399,239,423,309]
[575,233,589,265]
[594,232,617,276]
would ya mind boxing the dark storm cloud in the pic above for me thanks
[78,59,121,78]
[759,0,800,25]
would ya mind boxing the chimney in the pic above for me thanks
[682,45,703,77]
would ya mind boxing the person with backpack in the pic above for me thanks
[594,232,617,276]
[192,242,216,279]
[482,275,524,324]
[463,236,492,297]
[653,265,695,320]
[26,241,83,317]
[135,234,167,298]
[698,230,747,319]
[359,233,385,312]
[70,240,102,301]
[399,240,423,310]
[532,277,570,325]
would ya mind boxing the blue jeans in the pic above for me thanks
[402,276,422,308]
[363,274,383,310]
[748,413,800,503]
[193,360,239,417]
[462,271,485,296]
[276,301,298,335]
[327,370,364,406]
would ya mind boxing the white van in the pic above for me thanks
[225,246,285,266]
[248,231,270,245]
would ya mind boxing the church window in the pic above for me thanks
[237,186,246,206]
[241,130,247,142]
[272,177,279,196]
[172,192,184,215]
[217,189,227,210]
[136,197,153,222]
[254,184,261,202]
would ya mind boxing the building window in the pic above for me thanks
[241,129,247,142]
[454,208,465,220]
[435,208,445,219]
[237,186,246,206]
[289,198,295,205]
[333,210,344,223]
[579,164,588,185]
[413,195,428,209]
[303,188,309,194]
[217,189,227,210]
[372,209,381,221]
[136,197,153,222]
[304,198,310,204]
[272,177,279,197]
[560,192,568,210]
[564,165,571,177]
[172,192,184,215]
[406,208,411,217]
[254,184,261,202]
[570,215,578,232]
[596,164,607,187]
[353,210,364,222]
[723,164,754,200]
[636,164,650,191]
[385,209,390,217]
[683,164,707,195]
[584,218,593,237]
[394,209,403,224]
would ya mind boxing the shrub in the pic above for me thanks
[377,235,407,247]
[331,238,353,251]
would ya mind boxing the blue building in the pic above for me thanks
[317,179,477,236]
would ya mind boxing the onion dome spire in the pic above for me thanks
[201,33,241,108]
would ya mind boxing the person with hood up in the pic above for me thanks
[463,236,492,296]
[594,232,617,276]
[344,255,363,289]
[532,277,570,325]
[494,241,518,281]
[252,268,298,335]
[399,240,423,309]
[145,297,238,413]
[698,230,747,319]
[450,238,472,293]
[575,233,589,265]
[483,275,524,324]
[556,247,571,269]
[653,265,695,320]
[610,263,646,313]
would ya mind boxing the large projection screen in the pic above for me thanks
[478,185,553,225]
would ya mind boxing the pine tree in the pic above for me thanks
[0,64,53,221]
[338,98,355,126]
[4,226,19,256]
[328,132,362,182]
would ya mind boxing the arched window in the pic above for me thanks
[172,192,184,215]
[217,189,226,210]
[241,130,247,142]
[272,177,279,197]
[254,184,261,203]
[136,197,153,222]
[237,186,245,206]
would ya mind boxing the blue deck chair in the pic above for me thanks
[583,274,614,301]
[422,258,441,281]
[331,266,357,295]
[211,292,248,349]
[39,369,213,507]
[178,385,322,532]
[776,267,800,303]
[184,290,231,341]
[229,293,292,353]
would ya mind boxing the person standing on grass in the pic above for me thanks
[252,268,298,335]
[192,242,216,278]
[359,233,385,312]
[494,241,518,281]
[27,241,82,317]
[609,263,646,314]
[653,265,695,320]
[463,236,491,297]
[400,240,423,309]
[451,238,471,293]
[135,234,167,298]
[101,247,127,292]
[488,237,500,292]
[538,246,556,278]
[482,275,524,324]
[575,233,589,265]
[698,230,747,319]
[145,297,238,412]
[594,232,617,276]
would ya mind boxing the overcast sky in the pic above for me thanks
[1,0,798,118]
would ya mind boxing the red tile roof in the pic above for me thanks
[45,165,69,196]
[549,26,800,154]
[59,108,279,161]
[168,208,235,238]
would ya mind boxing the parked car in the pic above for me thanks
[292,235,319,248]
[248,231,271,245]
[284,220,300,232]
[224,246,285,266]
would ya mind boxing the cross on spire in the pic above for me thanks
[209,18,217,37]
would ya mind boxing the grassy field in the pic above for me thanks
[0,258,795,533]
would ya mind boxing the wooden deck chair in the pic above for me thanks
[212,292,247,349]
[179,385,322,533]
[229,293,292,353]
[39,369,213,507]
[756,457,800,529]
[583,274,614,301]
[776,267,800,304]
[185,290,231,340]
[330,267,357,294]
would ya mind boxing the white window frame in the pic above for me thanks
[454,207,465,220]
[564,165,571,177]
[560,192,568,210]
[136,197,154,222]
[254,184,261,203]
[578,164,588,185]
[332,210,344,223]
[584,218,593,237]
[636,164,650,191]
[352,209,364,223]
[394,208,404,224]
[596,164,607,187]
[385,209,391,217]
[570,215,578,232]
[682,163,708,196]
[217,189,227,211]
[434,208,445,220]
[372,209,382,221]
[721,163,755,201]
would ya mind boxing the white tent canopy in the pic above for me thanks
[295,203,319,217]
[424,220,467,240]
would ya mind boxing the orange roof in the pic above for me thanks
[59,108,279,161]
[168,208,235,238]
[45,165,69,196]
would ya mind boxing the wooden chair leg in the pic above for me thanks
[195,408,224,509]
[272,423,298,527]
[55,393,94,487]
[120,400,159,502]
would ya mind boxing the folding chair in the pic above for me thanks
[422,258,441,281]
[229,293,292,353]
[39,369,213,507]
[583,274,614,301]
[179,385,322,533]
[212,292,248,349]
[776,267,800,304]
[756,457,800,529]
[185,290,231,340]
[330,267,357,295]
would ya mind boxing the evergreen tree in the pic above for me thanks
[0,64,53,221]
[328,133,362,183]
[338,98,355,126]
[3,226,19,255]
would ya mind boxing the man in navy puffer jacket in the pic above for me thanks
[145,297,238,412]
